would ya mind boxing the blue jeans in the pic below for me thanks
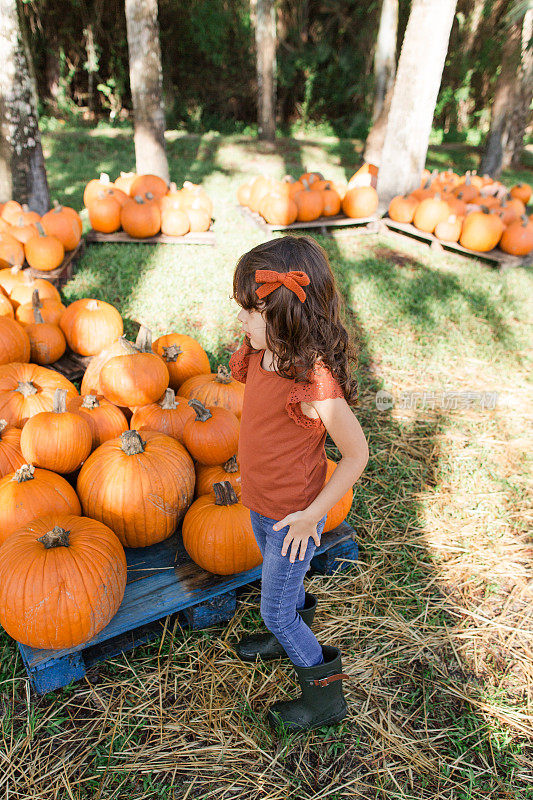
[249,509,328,668]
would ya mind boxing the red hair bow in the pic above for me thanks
[255,269,310,303]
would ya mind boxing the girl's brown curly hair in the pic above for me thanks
[232,235,358,405]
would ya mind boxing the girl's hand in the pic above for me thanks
[272,512,322,563]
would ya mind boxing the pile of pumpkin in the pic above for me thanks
[0,200,82,273]
[388,170,533,255]
[237,164,379,226]
[0,301,351,652]
[84,172,213,237]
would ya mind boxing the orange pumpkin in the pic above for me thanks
[248,176,275,212]
[0,362,78,428]
[81,335,136,396]
[1,201,23,225]
[194,456,241,499]
[9,274,61,310]
[0,236,25,268]
[67,394,129,448]
[99,336,169,407]
[294,188,323,222]
[342,186,378,218]
[0,292,14,319]
[183,399,240,466]
[24,223,64,272]
[24,301,66,365]
[0,419,25,478]
[299,172,323,188]
[259,193,298,225]
[0,265,25,295]
[88,192,122,233]
[182,481,261,575]
[179,366,244,419]
[16,290,65,326]
[9,218,38,245]
[0,463,80,541]
[412,195,450,233]
[60,298,123,356]
[130,388,194,444]
[509,183,531,205]
[388,195,419,223]
[0,514,127,649]
[323,459,353,532]
[452,174,479,204]
[77,429,195,548]
[121,195,161,238]
[20,388,92,473]
[152,332,211,390]
[41,205,82,250]
[499,215,533,256]
[0,317,30,365]
[459,209,504,252]
[321,183,341,217]
[83,173,113,207]
[129,174,168,201]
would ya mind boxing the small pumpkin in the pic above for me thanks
[499,215,533,256]
[182,481,261,575]
[152,332,211,390]
[0,265,25,295]
[129,174,168,201]
[20,388,92,473]
[179,365,244,419]
[237,179,255,207]
[24,297,66,365]
[9,273,61,310]
[0,514,127,650]
[83,172,113,207]
[130,388,194,443]
[323,459,353,532]
[194,455,241,499]
[60,298,123,356]
[186,206,211,232]
[0,362,78,428]
[159,183,184,213]
[0,317,30,365]
[80,329,147,396]
[459,208,504,252]
[0,291,14,319]
[0,236,25,268]
[1,201,23,225]
[16,289,65,326]
[434,214,463,243]
[114,171,138,195]
[294,187,323,222]
[41,205,82,250]
[10,217,38,245]
[509,183,531,205]
[99,331,169,407]
[452,173,478,204]
[121,195,161,238]
[342,186,379,218]
[24,223,65,272]
[88,192,122,233]
[183,399,240,466]
[77,429,195,548]
[0,463,81,543]
[160,208,190,236]
[248,176,276,213]
[388,195,418,223]
[299,171,324,188]
[259,193,298,226]
[0,419,25,478]
[320,183,341,217]
[67,394,129,448]
[413,194,450,233]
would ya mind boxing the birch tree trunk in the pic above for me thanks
[376,0,457,212]
[0,0,50,213]
[371,0,398,122]
[125,0,169,182]
[256,0,276,143]
[480,9,533,176]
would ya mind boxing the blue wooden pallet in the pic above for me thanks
[16,522,358,695]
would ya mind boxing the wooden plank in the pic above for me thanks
[18,521,357,672]
[383,218,531,269]
[85,229,216,246]
[237,205,378,234]
[48,350,92,382]
[27,240,85,288]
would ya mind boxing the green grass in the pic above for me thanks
[1,129,532,799]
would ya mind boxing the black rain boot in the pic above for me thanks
[267,645,351,732]
[235,592,318,662]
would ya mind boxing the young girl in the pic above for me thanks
[229,235,369,733]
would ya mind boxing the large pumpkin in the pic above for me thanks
[323,459,353,532]
[67,394,129,448]
[99,336,169,407]
[152,332,211,390]
[0,463,81,544]
[182,481,262,575]
[77,429,195,548]
[0,514,127,650]
[294,188,323,222]
[0,318,30,365]
[0,363,78,428]
[183,399,240,466]
[60,298,123,356]
[259,194,298,226]
[388,195,419,223]
[88,192,122,233]
[0,419,25,478]
[194,455,241,499]
[129,174,168,201]
[499,215,533,256]
[16,290,65,327]
[179,366,244,419]
[24,224,65,272]
[459,209,504,252]
[130,388,194,444]
[121,196,161,238]
[20,388,92,473]
[41,205,82,251]
[342,186,379,218]
[413,195,450,233]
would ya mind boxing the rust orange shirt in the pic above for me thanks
[229,338,344,519]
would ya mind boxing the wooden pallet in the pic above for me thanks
[238,205,379,235]
[27,240,84,288]
[85,229,216,246]
[48,350,92,382]
[16,521,358,694]
[383,218,532,269]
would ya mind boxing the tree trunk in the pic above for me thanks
[480,10,533,176]
[364,84,394,165]
[125,0,169,182]
[256,0,276,143]
[376,0,457,212]
[0,0,50,213]
[371,0,398,122]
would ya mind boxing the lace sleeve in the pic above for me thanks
[286,362,345,428]
[229,336,255,384]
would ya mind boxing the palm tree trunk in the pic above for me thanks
[125,0,169,182]
[0,0,50,213]
[371,0,398,122]
[376,0,457,212]
[256,0,276,143]
[480,9,533,176]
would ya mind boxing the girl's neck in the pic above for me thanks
[261,348,278,371]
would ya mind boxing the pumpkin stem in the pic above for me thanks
[121,430,146,455]
[133,195,144,204]
[0,419,7,435]
[169,182,178,192]
[223,455,238,473]
[53,388,67,413]
[16,380,38,397]
[13,463,35,482]
[86,299,100,311]
[100,172,110,184]
[520,214,529,226]
[81,394,100,409]
[188,398,212,421]
[160,388,177,409]
[35,221,46,237]
[145,192,154,201]
[135,325,153,352]
[116,335,139,355]
[213,480,239,506]
[162,344,183,362]
[32,289,44,324]
[37,526,70,549]
[215,365,232,384]
[480,206,490,214]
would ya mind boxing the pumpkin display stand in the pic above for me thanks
[237,204,379,236]
[383,217,532,269]
[15,520,358,694]
[48,349,92,382]
[85,228,216,247]
[27,239,85,288]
